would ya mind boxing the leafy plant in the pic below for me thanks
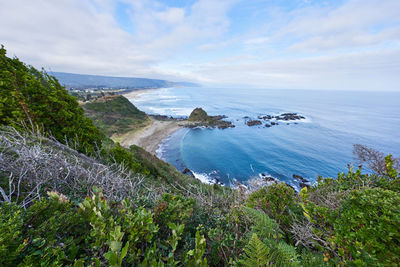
[0,45,104,154]
[240,233,271,267]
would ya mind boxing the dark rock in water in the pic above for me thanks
[276,113,305,121]
[182,168,195,178]
[258,115,273,120]
[243,116,250,119]
[214,177,224,185]
[263,176,278,183]
[212,115,228,120]
[246,120,262,126]
[293,174,303,180]
[292,174,309,183]
[270,122,277,125]
[293,174,310,190]
[265,124,271,128]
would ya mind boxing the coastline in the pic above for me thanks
[120,118,184,155]
[122,88,155,100]
[120,88,185,155]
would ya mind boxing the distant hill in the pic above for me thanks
[51,71,199,89]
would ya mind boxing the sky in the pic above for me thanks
[1,0,400,91]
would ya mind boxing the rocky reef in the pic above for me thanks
[275,113,305,121]
[187,108,235,129]
[244,112,305,127]
[246,120,263,126]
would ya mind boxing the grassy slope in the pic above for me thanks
[83,95,151,138]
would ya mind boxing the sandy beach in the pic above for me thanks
[122,88,154,100]
[120,88,185,155]
[120,118,184,155]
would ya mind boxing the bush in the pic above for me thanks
[333,188,400,265]
[247,183,302,236]
[0,45,104,154]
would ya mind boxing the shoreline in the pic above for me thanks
[120,87,185,155]
[122,88,155,100]
[120,118,185,155]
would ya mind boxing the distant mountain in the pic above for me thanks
[51,72,199,89]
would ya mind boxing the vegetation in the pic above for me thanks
[0,45,104,154]
[83,95,150,137]
[1,45,400,266]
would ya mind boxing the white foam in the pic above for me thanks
[192,171,215,184]
[155,144,165,159]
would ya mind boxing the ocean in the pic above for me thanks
[129,87,400,189]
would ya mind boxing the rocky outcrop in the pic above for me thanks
[292,174,310,189]
[188,108,208,121]
[276,113,305,121]
[258,113,305,122]
[187,108,235,129]
[246,120,262,126]
[182,168,196,178]
[248,113,305,127]
[258,115,273,120]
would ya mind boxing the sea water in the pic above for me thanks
[130,87,400,188]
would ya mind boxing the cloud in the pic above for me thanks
[289,26,400,51]
[189,48,400,91]
[0,0,399,90]
[274,0,400,51]
[244,37,269,45]
[0,0,235,77]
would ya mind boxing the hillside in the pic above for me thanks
[52,71,199,89]
[83,95,150,137]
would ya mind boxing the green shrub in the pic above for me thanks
[333,188,400,265]
[103,143,147,174]
[300,163,400,265]
[247,183,302,236]
[0,203,25,266]
[155,193,195,227]
[0,45,104,154]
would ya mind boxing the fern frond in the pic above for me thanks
[242,206,282,240]
[268,240,300,267]
[240,233,271,267]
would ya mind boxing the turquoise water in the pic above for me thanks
[130,87,400,188]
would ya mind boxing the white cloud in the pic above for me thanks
[0,0,235,77]
[0,0,399,90]
[244,37,269,45]
[189,48,400,91]
[274,0,400,51]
